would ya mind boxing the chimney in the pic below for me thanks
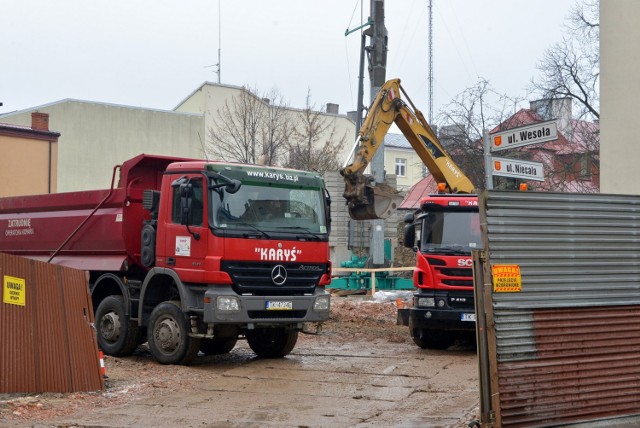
[326,103,339,114]
[31,112,49,131]
[530,98,572,138]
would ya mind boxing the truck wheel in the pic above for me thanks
[95,295,141,356]
[148,301,201,365]
[411,328,455,350]
[246,328,298,358]
[200,337,238,355]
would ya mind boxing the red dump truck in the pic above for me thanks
[0,154,332,364]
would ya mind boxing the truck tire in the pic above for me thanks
[246,328,298,358]
[95,295,141,357]
[411,328,455,350]
[200,337,238,355]
[147,301,201,365]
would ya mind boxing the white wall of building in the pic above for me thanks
[384,146,425,191]
[0,100,203,192]
[175,82,356,164]
[600,1,640,194]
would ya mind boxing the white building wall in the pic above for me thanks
[175,82,356,164]
[0,100,203,192]
[600,1,640,194]
[384,146,424,191]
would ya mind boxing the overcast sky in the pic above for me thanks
[1,0,576,119]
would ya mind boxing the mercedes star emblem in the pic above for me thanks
[271,265,287,285]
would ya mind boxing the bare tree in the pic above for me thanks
[531,0,599,121]
[207,86,291,165]
[437,79,524,189]
[284,89,347,173]
[259,88,292,166]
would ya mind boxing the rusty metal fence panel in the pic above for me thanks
[0,252,103,393]
[476,191,640,427]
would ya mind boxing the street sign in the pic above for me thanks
[492,157,545,182]
[490,120,558,152]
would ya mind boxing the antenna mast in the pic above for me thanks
[428,0,434,123]
[217,0,221,83]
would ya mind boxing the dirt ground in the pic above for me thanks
[0,295,480,428]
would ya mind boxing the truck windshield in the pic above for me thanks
[210,183,327,234]
[420,211,482,254]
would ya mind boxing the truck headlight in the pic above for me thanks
[313,295,330,311]
[217,296,240,312]
[417,297,435,308]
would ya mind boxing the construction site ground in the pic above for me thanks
[0,296,480,428]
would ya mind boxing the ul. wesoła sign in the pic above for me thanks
[490,120,558,152]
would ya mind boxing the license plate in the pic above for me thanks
[266,300,293,310]
[461,313,476,322]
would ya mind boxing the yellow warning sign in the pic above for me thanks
[491,264,522,292]
[3,275,26,306]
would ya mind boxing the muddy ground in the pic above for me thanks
[0,296,480,427]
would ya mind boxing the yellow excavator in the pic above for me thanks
[340,78,475,220]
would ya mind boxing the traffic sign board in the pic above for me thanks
[490,120,558,152]
[492,157,545,181]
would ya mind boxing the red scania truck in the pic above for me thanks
[0,154,332,364]
[401,193,480,349]
[341,78,480,349]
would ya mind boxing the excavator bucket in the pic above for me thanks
[347,182,404,220]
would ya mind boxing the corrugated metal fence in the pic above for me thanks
[476,191,640,427]
[0,252,104,393]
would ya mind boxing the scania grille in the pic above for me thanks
[221,261,325,295]
[436,267,474,287]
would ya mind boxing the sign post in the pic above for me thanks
[486,119,558,187]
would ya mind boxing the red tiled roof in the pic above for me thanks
[399,175,438,210]
[490,108,544,133]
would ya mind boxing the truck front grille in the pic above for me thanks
[438,267,474,287]
[221,261,326,296]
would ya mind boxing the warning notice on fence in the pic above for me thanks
[491,264,522,292]
[3,275,26,306]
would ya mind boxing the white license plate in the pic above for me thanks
[266,300,293,310]
[461,313,476,322]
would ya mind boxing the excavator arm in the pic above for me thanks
[341,78,475,220]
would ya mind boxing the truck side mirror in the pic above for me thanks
[225,179,242,194]
[404,224,415,248]
[324,188,332,234]
[179,183,193,226]
[403,212,414,223]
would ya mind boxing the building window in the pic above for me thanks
[395,158,407,177]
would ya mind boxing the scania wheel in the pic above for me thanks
[411,328,455,350]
